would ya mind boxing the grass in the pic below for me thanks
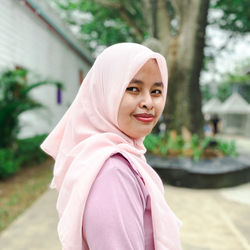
[0,158,54,233]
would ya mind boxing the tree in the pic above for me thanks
[202,0,250,88]
[210,0,250,34]
[217,69,250,102]
[49,0,249,135]
[201,57,250,102]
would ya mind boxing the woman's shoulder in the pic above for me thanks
[103,153,139,177]
[99,153,148,197]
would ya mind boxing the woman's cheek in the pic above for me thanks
[157,98,165,113]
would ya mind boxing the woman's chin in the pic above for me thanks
[129,129,152,140]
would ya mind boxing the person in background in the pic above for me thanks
[211,114,220,136]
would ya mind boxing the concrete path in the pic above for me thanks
[166,183,250,250]
[0,183,249,250]
[0,189,60,250]
[0,134,249,250]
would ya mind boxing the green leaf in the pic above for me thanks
[0,68,62,148]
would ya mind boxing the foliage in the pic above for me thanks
[16,134,48,167]
[202,57,250,102]
[217,60,250,102]
[0,134,48,180]
[0,148,20,180]
[211,0,250,34]
[216,139,237,156]
[50,0,250,55]
[203,81,250,103]
[144,132,238,162]
[239,85,250,103]
[217,72,250,102]
[0,68,62,148]
[224,72,250,85]
[216,82,232,102]
[50,0,145,53]
[201,84,214,102]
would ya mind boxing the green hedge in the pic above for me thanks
[0,149,20,179]
[144,132,238,162]
[0,134,48,179]
[16,134,48,166]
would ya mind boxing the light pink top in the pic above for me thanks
[83,153,155,250]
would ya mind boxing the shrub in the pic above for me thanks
[144,132,238,161]
[0,149,19,179]
[16,134,48,166]
[0,68,62,148]
[216,139,238,157]
[0,134,48,179]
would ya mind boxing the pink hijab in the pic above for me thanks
[41,43,182,250]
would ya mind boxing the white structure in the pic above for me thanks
[0,0,94,138]
[219,93,250,136]
[202,98,222,114]
[203,93,250,137]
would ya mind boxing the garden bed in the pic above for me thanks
[146,154,250,189]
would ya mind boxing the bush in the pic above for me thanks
[0,149,19,179]
[216,139,238,157]
[0,68,62,148]
[0,134,48,179]
[16,134,48,166]
[144,132,238,162]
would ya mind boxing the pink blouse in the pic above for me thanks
[82,153,155,250]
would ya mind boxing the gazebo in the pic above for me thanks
[219,93,250,136]
[202,98,222,115]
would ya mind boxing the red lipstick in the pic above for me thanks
[134,113,154,122]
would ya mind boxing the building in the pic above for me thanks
[202,98,222,115]
[219,93,250,136]
[202,93,250,137]
[0,0,94,138]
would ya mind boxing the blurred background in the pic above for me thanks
[0,0,249,249]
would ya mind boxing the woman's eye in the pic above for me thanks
[126,87,139,93]
[152,89,162,95]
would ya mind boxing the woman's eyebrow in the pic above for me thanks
[130,78,163,87]
[129,78,143,84]
[154,82,163,87]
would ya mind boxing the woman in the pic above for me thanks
[41,43,182,250]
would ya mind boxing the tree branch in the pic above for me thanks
[141,0,153,36]
[169,0,189,26]
[171,0,189,15]
[157,0,171,44]
[92,0,122,9]
[169,0,181,18]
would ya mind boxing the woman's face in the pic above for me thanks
[118,59,165,139]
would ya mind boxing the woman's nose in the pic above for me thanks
[139,93,153,110]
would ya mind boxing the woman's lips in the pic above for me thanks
[133,113,154,122]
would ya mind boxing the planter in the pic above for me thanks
[146,154,250,189]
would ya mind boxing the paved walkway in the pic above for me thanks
[0,135,249,250]
[0,183,249,250]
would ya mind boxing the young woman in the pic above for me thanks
[41,43,182,250]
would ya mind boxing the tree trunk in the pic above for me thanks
[157,0,209,136]
[95,0,209,135]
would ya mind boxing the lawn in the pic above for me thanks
[0,158,54,233]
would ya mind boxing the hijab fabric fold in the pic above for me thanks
[41,43,182,250]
